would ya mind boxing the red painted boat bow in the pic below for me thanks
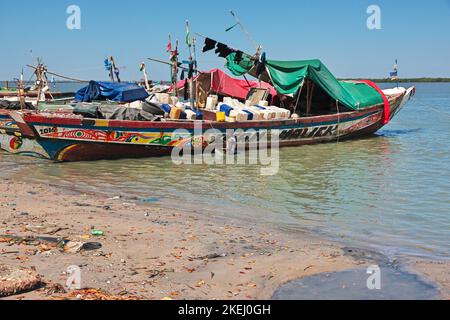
[357,80,391,125]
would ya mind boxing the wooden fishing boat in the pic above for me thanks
[3,55,416,162]
[7,85,414,162]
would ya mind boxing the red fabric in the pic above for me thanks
[357,80,391,125]
[174,69,277,101]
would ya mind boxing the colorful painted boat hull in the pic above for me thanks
[6,88,413,162]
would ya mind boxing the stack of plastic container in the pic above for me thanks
[214,99,291,122]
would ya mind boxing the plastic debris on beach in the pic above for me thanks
[90,230,105,237]
[0,235,101,254]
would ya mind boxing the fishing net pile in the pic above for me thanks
[0,100,35,110]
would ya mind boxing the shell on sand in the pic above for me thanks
[0,265,42,297]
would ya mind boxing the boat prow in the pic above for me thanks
[383,86,416,121]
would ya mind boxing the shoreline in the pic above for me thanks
[0,178,448,300]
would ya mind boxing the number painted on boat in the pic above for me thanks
[39,127,57,135]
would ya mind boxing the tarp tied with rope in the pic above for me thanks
[201,36,389,120]
[75,81,149,103]
[225,53,254,77]
[225,57,384,110]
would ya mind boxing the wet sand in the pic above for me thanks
[0,179,448,300]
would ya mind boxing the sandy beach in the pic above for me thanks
[0,178,448,300]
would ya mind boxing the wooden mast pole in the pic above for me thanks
[18,70,25,111]
[140,63,151,91]
[305,80,315,116]
[110,56,121,83]
[192,35,199,109]
[186,20,195,109]
[35,62,43,108]
[171,39,179,97]
[108,56,114,82]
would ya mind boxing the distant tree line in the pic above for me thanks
[340,78,450,83]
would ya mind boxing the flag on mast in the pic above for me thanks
[186,20,191,48]
[390,59,399,80]
[170,40,179,62]
[167,34,172,52]
[104,57,112,71]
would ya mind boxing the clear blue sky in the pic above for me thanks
[0,0,449,81]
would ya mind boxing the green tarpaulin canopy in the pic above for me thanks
[225,53,254,77]
[225,57,384,110]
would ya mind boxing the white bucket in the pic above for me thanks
[262,110,276,120]
[206,95,218,110]
[230,110,248,122]
[268,106,284,119]
[236,111,249,122]
[223,97,233,105]
[185,109,197,120]
[246,107,263,121]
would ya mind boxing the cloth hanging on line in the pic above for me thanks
[234,51,243,63]
[202,38,217,53]
[184,79,189,101]
[215,43,234,58]
[255,52,267,78]
[188,61,195,79]
[104,59,112,71]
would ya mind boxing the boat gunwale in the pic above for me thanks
[16,104,384,130]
